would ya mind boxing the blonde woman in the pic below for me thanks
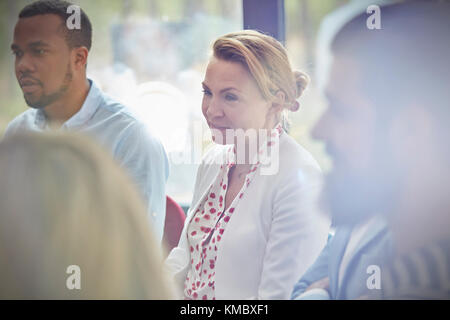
[0,132,173,299]
[166,30,329,300]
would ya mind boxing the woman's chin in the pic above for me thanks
[211,135,233,145]
[210,127,234,145]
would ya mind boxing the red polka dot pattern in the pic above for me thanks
[183,124,283,300]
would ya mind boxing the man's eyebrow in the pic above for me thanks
[11,44,19,51]
[324,89,333,100]
[28,41,51,48]
[324,90,339,104]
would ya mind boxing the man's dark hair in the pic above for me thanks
[330,0,450,121]
[19,0,92,51]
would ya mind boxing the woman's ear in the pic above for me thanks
[269,90,286,115]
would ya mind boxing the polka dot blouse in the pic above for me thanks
[183,124,283,300]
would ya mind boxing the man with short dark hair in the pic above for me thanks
[5,0,169,242]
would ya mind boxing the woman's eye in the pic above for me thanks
[202,89,212,96]
[225,94,238,101]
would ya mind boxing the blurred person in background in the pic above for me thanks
[5,0,168,242]
[0,132,174,299]
[294,0,450,300]
[166,30,329,300]
[291,0,394,300]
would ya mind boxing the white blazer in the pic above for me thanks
[165,133,330,299]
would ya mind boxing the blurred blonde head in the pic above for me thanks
[212,30,309,129]
[0,132,173,299]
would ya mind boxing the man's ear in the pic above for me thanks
[390,103,435,160]
[72,46,89,70]
[269,90,286,115]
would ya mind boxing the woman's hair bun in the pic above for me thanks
[293,70,310,99]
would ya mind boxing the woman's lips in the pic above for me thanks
[209,123,230,131]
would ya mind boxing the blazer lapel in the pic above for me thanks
[329,225,353,299]
[335,217,389,298]
[188,166,222,218]
[349,217,388,263]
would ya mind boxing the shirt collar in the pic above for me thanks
[34,79,102,130]
[34,108,47,129]
[225,123,284,170]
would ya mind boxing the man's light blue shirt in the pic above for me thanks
[3,79,169,242]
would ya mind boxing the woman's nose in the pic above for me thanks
[206,96,224,119]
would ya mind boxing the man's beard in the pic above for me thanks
[322,157,401,228]
[24,64,73,109]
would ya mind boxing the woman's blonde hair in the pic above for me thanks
[212,30,309,130]
[0,132,173,299]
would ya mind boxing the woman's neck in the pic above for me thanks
[232,122,280,166]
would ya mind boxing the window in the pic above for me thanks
[87,0,244,206]
[0,0,348,207]
[284,0,350,173]
[7,0,242,206]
